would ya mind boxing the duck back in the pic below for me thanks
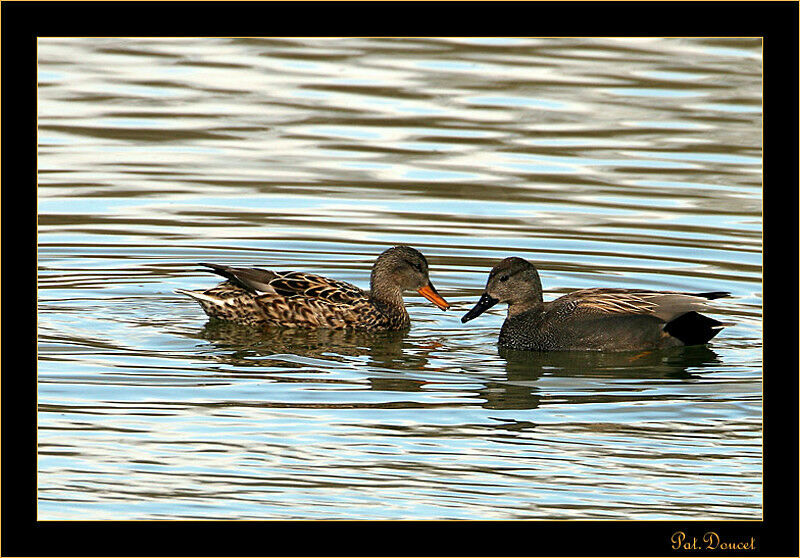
[498,302,723,352]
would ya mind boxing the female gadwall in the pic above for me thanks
[462,257,729,352]
[177,245,450,330]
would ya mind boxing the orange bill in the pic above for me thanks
[417,283,450,310]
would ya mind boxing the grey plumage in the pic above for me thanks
[462,257,730,352]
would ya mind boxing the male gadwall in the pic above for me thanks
[177,245,450,330]
[462,257,729,352]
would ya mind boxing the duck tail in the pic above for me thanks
[664,311,727,346]
[198,263,276,294]
[175,288,221,305]
[693,291,731,300]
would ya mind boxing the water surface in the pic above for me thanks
[38,37,762,520]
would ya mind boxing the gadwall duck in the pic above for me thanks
[462,257,729,352]
[176,245,450,330]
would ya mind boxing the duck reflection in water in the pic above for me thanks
[481,344,723,411]
[193,320,436,372]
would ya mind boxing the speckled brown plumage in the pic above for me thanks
[176,246,449,331]
[462,257,730,352]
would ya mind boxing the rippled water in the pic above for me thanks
[38,37,762,520]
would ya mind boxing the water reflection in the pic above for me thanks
[194,320,438,371]
[483,345,722,410]
[500,343,720,379]
[38,37,762,520]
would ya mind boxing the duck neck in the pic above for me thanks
[370,274,405,309]
[507,293,544,317]
[369,283,409,327]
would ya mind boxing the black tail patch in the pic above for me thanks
[664,311,725,346]
[693,291,731,300]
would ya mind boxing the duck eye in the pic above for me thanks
[499,275,509,282]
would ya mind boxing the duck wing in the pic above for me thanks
[559,288,729,322]
[267,271,368,304]
[199,263,278,294]
[257,272,399,329]
[201,264,368,302]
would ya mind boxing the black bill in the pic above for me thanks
[461,292,499,323]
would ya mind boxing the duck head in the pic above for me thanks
[461,257,543,322]
[371,245,450,310]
